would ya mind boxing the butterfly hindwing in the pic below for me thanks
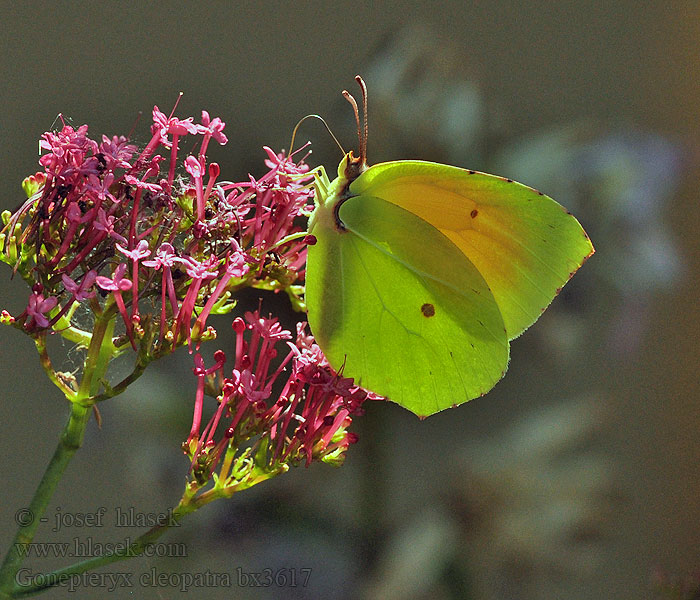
[306,192,509,416]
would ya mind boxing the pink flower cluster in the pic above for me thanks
[6,106,313,350]
[187,311,373,478]
[1,102,374,475]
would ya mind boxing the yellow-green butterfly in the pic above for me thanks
[305,77,594,417]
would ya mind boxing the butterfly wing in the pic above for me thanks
[349,161,594,339]
[305,192,509,417]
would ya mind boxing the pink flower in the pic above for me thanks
[262,145,311,177]
[116,240,152,318]
[26,291,58,329]
[192,247,250,340]
[198,111,228,145]
[142,243,180,340]
[245,310,291,342]
[171,256,219,345]
[197,111,228,163]
[180,256,218,281]
[116,240,151,262]
[96,263,135,347]
[185,314,373,479]
[181,157,200,180]
[124,174,163,194]
[99,135,136,170]
[6,107,348,477]
[92,208,126,244]
[61,271,97,302]
[150,105,199,146]
[142,242,177,269]
[95,263,132,292]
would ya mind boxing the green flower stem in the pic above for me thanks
[34,335,76,400]
[6,484,222,598]
[77,312,115,400]
[0,402,91,597]
[0,312,116,597]
[91,315,157,403]
[89,360,149,403]
[7,501,196,599]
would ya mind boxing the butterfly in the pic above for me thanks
[304,77,594,417]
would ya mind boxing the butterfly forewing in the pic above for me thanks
[349,161,594,339]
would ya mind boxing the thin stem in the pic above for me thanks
[217,444,237,484]
[89,360,149,403]
[0,312,116,596]
[34,335,76,401]
[0,402,91,596]
[7,481,218,598]
[76,313,114,400]
[8,502,195,599]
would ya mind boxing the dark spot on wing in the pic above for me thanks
[421,303,435,317]
[470,209,478,218]
[468,170,476,175]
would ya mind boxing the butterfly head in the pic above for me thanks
[339,149,367,184]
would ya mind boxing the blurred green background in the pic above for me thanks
[1,2,698,599]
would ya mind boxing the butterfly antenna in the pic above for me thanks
[356,75,368,163]
[342,76,369,164]
[342,89,363,161]
[289,114,345,158]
